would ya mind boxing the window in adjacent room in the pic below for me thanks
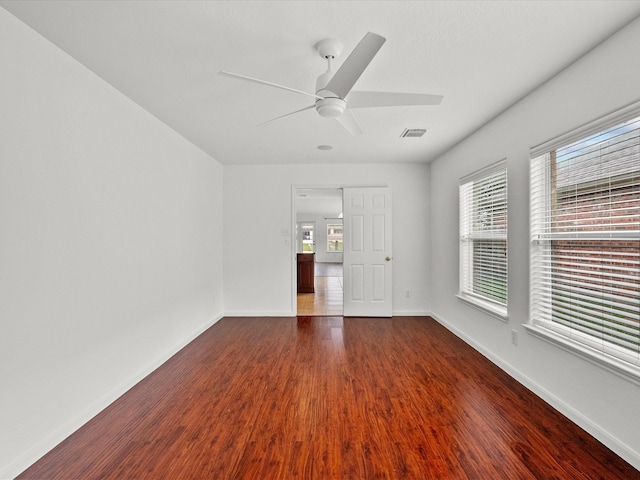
[301,223,315,252]
[529,107,640,381]
[327,223,343,252]
[458,159,508,320]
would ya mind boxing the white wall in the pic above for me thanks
[224,163,430,316]
[430,17,640,468]
[0,10,224,478]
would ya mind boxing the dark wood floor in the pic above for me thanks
[18,316,639,479]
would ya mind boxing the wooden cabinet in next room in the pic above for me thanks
[297,253,315,293]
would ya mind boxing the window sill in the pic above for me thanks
[524,324,640,386]
[456,294,508,322]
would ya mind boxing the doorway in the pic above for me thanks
[294,187,343,316]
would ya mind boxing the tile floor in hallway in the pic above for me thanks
[297,262,343,316]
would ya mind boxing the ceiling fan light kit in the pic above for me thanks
[219,32,443,135]
[316,97,346,118]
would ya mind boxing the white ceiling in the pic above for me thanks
[3,1,640,166]
[296,188,343,217]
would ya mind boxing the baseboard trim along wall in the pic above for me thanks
[392,310,432,317]
[429,312,640,471]
[225,311,297,317]
[2,315,224,480]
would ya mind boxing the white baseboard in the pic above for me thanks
[1,314,223,480]
[429,311,640,471]
[391,309,432,317]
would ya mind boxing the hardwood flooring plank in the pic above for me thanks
[16,316,639,479]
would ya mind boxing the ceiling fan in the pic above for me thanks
[218,32,443,135]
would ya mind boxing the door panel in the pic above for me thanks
[350,264,364,301]
[352,215,364,252]
[372,265,385,301]
[343,187,392,317]
[372,215,385,251]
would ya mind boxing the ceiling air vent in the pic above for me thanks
[400,128,427,138]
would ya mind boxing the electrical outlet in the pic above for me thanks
[511,329,518,346]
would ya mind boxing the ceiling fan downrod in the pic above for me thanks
[315,38,345,118]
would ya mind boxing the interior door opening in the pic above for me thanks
[294,188,343,316]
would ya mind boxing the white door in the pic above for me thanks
[343,187,392,317]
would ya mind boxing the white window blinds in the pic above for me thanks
[530,113,640,374]
[459,160,508,315]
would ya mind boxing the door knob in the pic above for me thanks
[386,256,391,261]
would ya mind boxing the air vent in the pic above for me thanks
[400,128,427,138]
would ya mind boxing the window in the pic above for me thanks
[459,160,508,319]
[327,223,343,252]
[529,107,640,380]
[301,223,314,252]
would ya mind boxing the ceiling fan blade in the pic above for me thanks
[258,105,316,127]
[335,109,363,136]
[324,32,386,99]
[218,71,323,100]
[347,91,444,108]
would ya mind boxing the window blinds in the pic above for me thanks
[530,115,640,368]
[460,161,508,308]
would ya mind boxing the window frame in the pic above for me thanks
[527,102,640,384]
[458,159,508,321]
